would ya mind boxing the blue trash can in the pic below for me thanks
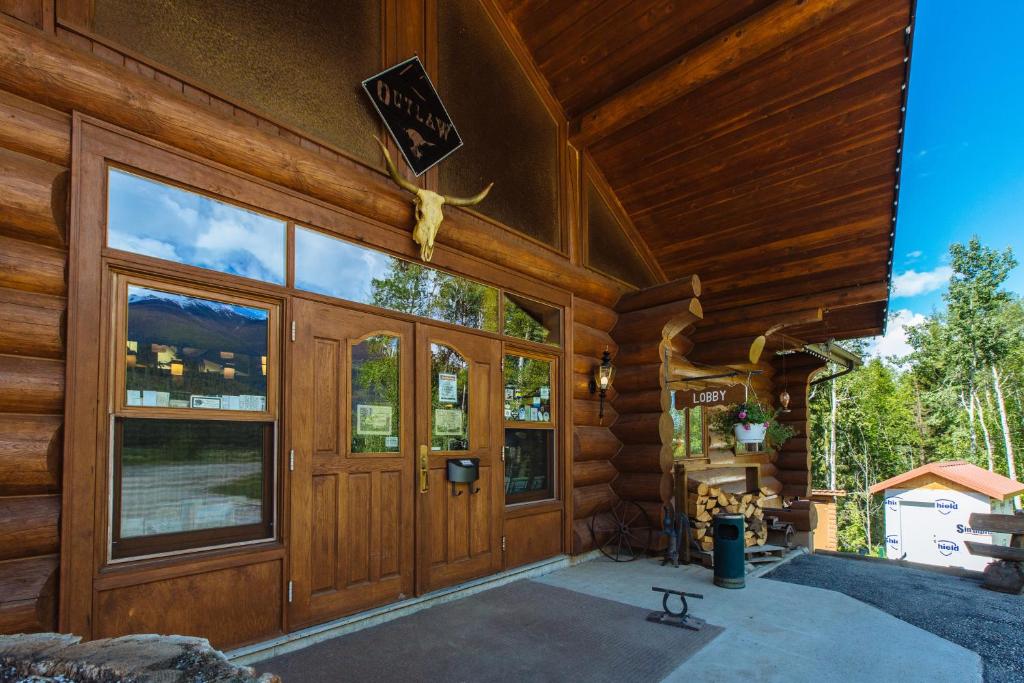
[713,513,745,589]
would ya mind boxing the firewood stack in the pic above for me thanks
[686,480,771,551]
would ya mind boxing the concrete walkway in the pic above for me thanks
[536,555,984,682]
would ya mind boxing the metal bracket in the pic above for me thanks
[646,586,706,631]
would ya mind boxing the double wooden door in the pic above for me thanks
[287,299,503,628]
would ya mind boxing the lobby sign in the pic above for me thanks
[675,384,746,410]
[363,56,463,175]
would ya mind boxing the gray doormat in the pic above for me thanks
[256,580,723,682]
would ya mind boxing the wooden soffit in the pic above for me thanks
[497,0,912,340]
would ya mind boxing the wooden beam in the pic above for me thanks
[968,513,1024,535]
[572,0,860,146]
[965,541,1024,563]
[615,274,701,313]
[0,18,626,306]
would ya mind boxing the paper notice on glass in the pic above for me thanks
[385,436,399,449]
[434,408,464,435]
[356,404,394,435]
[190,395,222,409]
[540,386,550,400]
[438,372,458,403]
[155,392,170,407]
[221,395,241,411]
[126,390,142,406]
[239,395,265,411]
[142,390,159,407]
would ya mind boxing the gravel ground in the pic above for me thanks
[764,553,1024,683]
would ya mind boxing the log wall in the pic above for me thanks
[771,352,827,498]
[608,278,702,541]
[570,297,622,553]
[0,87,69,633]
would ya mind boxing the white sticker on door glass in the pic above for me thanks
[438,372,458,403]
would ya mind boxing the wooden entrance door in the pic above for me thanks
[288,299,415,627]
[415,323,503,593]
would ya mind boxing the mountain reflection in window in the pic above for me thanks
[125,286,269,411]
[107,168,286,285]
[295,226,498,331]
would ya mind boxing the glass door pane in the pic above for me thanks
[430,343,469,451]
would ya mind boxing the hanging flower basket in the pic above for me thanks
[710,400,795,449]
[734,422,768,444]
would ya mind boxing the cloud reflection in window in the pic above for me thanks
[107,169,286,285]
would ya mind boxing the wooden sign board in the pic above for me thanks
[362,56,463,176]
[675,384,746,410]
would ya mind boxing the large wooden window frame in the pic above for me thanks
[64,117,572,636]
[502,347,558,506]
[107,273,280,561]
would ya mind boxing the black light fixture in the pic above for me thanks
[589,347,616,422]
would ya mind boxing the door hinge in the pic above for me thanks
[501,536,507,552]
[287,580,294,603]
[501,447,506,463]
[289,449,295,471]
[290,320,296,342]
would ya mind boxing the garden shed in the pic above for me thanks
[871,461,1024,571]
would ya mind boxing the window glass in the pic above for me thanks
[115,418,271,550]
[503,354,553,423]
[295,227,498,332]
[504,429,554,504]
[108,169,286,284]
[125,285,269,411]
[351,335,400,454]
[430,343,469,451]
[504,293,560,347]
[689,407,705,455]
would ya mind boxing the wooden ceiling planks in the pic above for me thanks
[499,0,911,342]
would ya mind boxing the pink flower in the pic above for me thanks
[743,424,750,431]
[738,411,747,420]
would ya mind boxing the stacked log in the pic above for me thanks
[610,276,702,547]
[771,352,827,498]
[571,298,622,553]
[0,90,68,634]
[686,480,772,551]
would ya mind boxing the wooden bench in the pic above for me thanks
[965,512,1024,594]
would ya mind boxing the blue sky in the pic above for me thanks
[874,0,1024,357]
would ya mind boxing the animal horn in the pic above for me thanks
[374,136,419,195]
[444,182,494,207]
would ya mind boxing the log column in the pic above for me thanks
[570,298,622,553]
[771,351,827,498]
[609,276,702,541]
[0,90,68,635]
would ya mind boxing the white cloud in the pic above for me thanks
[891,266,952,297]
[905,250,923,259]
[867,309,926,361]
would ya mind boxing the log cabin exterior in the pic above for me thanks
[0,0,911,650]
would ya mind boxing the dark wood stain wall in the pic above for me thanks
[0,87,68,631]
[0,0,903,641]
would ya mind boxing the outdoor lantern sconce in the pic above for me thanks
[589,348,616,421]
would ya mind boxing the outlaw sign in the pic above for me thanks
[363,56,462,176]
[675,384,746,410]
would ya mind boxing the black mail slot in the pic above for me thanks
[447,458,480,484]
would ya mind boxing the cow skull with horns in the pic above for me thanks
[376,137,493,262]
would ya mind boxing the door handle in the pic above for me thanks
[419,445,429,493]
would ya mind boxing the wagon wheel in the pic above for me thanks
[590,500,652,562]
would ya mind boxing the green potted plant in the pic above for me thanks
[710,401,795,448]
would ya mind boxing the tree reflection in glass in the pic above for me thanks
[503,354,552,423]
[351,335,401,453]
[124,286,269,411]
[295,226,498,332]
[430,343,469,451]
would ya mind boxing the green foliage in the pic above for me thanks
[814,238,1023,550]
[709,401,795,448]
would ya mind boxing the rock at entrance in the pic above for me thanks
[0,633,280,682]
